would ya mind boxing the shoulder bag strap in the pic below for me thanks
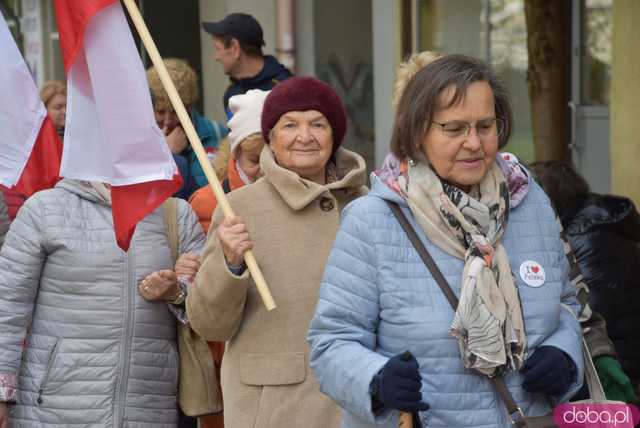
[162,197,224,415]
[162,197,179,264]
[385,200,527,426]
[385,201,459,309]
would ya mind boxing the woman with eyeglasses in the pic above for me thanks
[307,54,584,428]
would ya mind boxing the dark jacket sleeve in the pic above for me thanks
[568,225,640,383]
[560,227,618,358]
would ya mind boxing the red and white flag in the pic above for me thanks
[53,0,181,251]
[0,13,63,197]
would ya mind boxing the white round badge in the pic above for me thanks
[519,260,546,288]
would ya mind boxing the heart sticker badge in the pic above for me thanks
[519,260,546,288]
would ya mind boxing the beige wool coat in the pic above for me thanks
[187,146,367,428]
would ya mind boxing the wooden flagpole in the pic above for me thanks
[121,0,276,311]
[398,412,413,428]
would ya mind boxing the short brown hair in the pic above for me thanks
[216,34,263,58]
[391,54,513,161]
[529,161,590,219]
[40,80,67,107]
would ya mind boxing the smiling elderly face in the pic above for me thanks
[269,110,333,184]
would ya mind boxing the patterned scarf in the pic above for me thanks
[376,153,528,376]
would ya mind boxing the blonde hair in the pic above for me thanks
[212,137,231,180]
[236,133,265,157]
[212,134,265,180]
[40,80,67,107]
[392,51,442,109]
[147,58,199,111]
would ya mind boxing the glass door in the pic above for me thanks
[571,0,612,193]
[417,0,534,162]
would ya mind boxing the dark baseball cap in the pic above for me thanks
[202,13,265,47]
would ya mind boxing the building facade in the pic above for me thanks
[3,0,636,203]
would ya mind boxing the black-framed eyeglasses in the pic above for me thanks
[431,117,503,140]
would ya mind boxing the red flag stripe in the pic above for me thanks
[13,117,63,197]
[54,0,117,71]
[110,174,182,252]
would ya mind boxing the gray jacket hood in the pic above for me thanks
[55,178,110,206]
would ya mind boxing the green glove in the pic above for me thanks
[594,356,638,403]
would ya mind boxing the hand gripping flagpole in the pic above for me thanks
[121,0,276,311]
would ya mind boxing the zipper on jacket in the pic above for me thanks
[37,338,60,404]
[113,248,136,427]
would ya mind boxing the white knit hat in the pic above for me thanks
[227,89,270,156]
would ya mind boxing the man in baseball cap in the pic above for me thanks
[202,13,293,120]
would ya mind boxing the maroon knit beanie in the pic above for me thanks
[261,76,347,151]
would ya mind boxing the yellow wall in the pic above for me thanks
[611,0,640,206]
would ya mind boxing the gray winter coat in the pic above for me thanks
[0,192,8,248]
[0,179,205,427]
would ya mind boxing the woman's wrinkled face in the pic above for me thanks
[420,81,499,192]
[47,93,66,130]
[236,142,263,182]
[269,110,333,184]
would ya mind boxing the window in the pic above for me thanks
[418,0,534,161]
[581,0,612,105]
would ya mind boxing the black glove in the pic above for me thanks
[370,351,430,413]
[520,346,576,397]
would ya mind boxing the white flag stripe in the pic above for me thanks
[60,3,176,186]
[0,13,47,187]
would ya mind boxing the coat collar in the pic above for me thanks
[260,146,367,211]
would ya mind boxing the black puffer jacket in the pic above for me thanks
[562,194,640,387]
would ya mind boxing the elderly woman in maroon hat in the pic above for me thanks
[186,76,368,428]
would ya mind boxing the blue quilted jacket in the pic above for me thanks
[308,173,585,428]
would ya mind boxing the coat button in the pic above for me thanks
[319,197,335,211]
